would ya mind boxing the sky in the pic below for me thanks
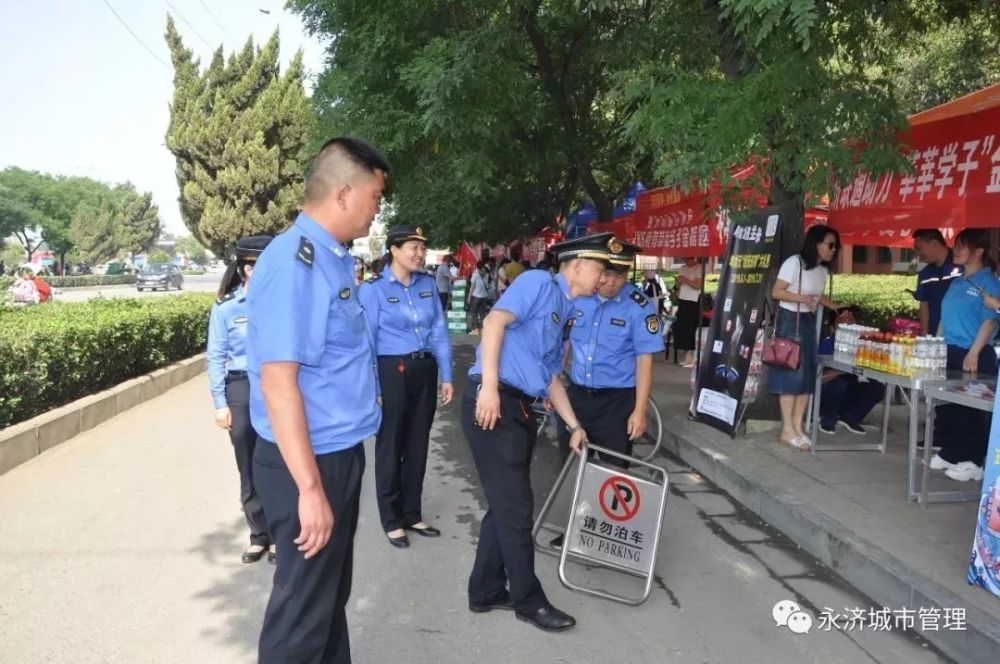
[0,0,327,236]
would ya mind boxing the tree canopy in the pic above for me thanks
[0,167,159,266]
[164,17,312,260]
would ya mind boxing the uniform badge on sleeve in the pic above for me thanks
[645,314,660,334]
[339,287,351,300]
[296,237,314,267]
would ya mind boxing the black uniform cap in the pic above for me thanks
[386,226,428,248]
[606,238,642,270]
[235,235,273,263]
[549,232,614,264]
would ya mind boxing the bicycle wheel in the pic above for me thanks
[631,395,663,462]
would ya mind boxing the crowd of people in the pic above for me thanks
[204,137,672,662]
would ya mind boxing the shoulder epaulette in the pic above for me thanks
[629,290,648,307]
[366,274,383,283]
[296,236,314,268]
[215,291,236,305]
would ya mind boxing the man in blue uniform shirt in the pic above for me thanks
[559,239,665,464]
[913,229,960,335]
[463,232,616,633]
[547,240,663,550]
[246,137,389,664]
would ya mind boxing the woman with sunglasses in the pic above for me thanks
[768,225,841,450]
[930,229,1000,482]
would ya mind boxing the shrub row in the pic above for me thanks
[695,272,919,329]
[0,274,138,290]
[0,294,213,429]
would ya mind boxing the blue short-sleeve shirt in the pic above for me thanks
[469,269,575,398]
[247,213,381,454]
[568,283,665,388]
[358,265,453,382]
[940,268,1000,350]
[206,286,249,409]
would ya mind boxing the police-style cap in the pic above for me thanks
[550,232,614,264]
[386,226,428,248]
[607,238,641,270]
[235,235,273,263]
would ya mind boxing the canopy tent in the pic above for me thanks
[828,82,1000,248]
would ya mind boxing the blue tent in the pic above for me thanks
[564,202,598,239]
[613,181,647,218]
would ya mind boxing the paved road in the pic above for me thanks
[55,273,220,302]
[0,345,953,663]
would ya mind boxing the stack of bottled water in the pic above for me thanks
[912,336,947,380]
[832,324,878,364]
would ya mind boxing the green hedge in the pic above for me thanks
[0,294,213,429]
[700,272,918,329]
[0,274,137,290]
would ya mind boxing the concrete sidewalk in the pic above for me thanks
[0,340,959,663]
[649,360,1000,662]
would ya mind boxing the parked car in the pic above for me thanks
[137,263,183,291]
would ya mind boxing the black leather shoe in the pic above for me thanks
[242,546,266,564]
[515,605,576,632]
[405,524,441,537]
[387,533,410,548]
[267,547,277,564]
[469,591,514,613]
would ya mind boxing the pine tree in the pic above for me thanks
[164,17,312,260]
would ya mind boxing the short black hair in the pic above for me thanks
[316,136,392,175]
[913,229,946,245]
[305,137,392,203]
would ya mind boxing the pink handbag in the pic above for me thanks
[762,260,803,371]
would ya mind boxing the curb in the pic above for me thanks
[661,415,1000,663]
[0,354,206,476]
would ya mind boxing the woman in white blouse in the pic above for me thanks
[768,225,841,450]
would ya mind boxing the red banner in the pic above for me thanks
[829,104,1000,247]
[455,242,478,279]
[630,188,727,257]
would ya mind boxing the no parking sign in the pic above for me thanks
[566,462,660,574]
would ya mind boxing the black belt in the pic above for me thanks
[225,370,248,383]
[381,351,433,360]
[469,375,536,403]
[570,383,632,397]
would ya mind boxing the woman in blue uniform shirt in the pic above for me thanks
[930,229,1000,483]
[359,226,454,548]
[207,235,275,564]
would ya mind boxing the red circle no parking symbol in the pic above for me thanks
[599,476,641,522]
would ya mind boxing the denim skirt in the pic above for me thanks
[766,308,817,396]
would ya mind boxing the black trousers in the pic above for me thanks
[675,300,699,351]
[558,383,636,468]
[225,376,270,546]
[375,355,439,531]
[439,292,450,312]
[936,344,997,465]
[254,440,365,664]
[462,381,548,614]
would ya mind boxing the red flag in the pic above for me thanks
[456,242,478,279]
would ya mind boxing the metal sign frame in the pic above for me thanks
[532,442,669,605]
